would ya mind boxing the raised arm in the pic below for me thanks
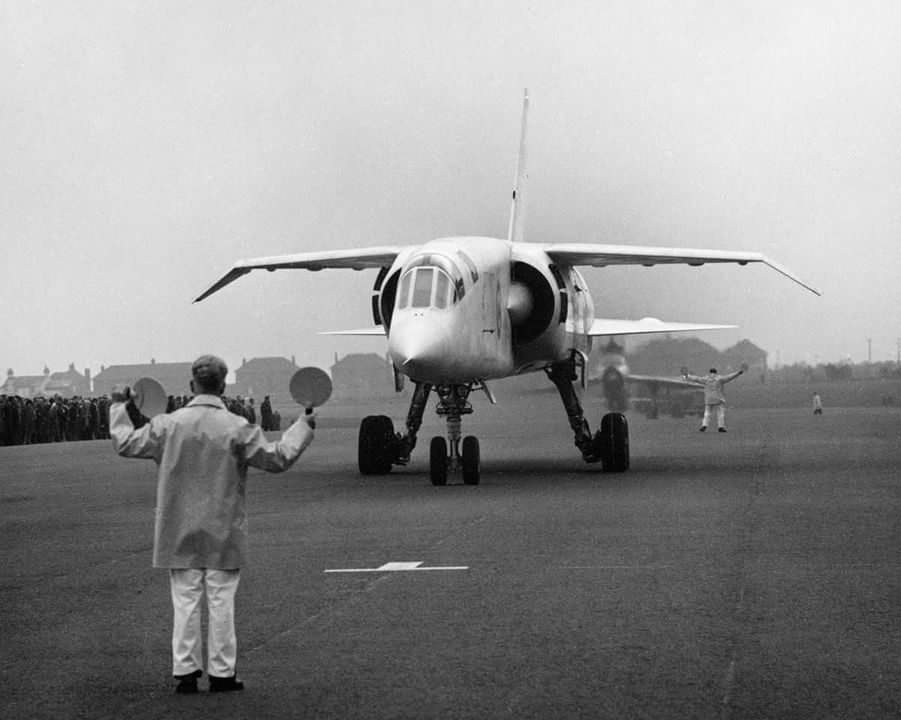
[681,368,705,384]
[240,414,315,473]
[109,400,166,461]
[721,369,744,384]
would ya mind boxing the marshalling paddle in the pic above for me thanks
[289,366,333,414]
[131,377,168,418]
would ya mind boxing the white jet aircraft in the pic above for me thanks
[196,91,819,485]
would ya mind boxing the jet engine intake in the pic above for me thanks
[510,262,556,344]
[372,269,401,332]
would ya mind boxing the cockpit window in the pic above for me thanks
[456,250,479,283]
[397,266,457,310]
[411,267,434,308]
[397,271,412,309]
[434,270,449,309]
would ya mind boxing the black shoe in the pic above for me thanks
[209,675,245,693]
[699,426,707,432]
[174,669,202,694]
[718,427,727,433]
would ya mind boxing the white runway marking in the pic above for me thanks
[324,561,469,573]
[559,565,672,570]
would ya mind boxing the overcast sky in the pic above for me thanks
[3,0,900,382]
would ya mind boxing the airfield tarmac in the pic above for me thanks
[1,392,900,720]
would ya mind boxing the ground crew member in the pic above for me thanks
[813,392,824,415]
[681,365,745,432]
[110,355,315,694]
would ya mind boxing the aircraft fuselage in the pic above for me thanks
[384,236,594,385]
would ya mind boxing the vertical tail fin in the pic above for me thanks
[506,89,530,244]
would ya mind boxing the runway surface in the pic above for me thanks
[2,393,900,719]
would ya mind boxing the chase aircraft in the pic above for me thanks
[594,338,706,418]
[196,92,819,485]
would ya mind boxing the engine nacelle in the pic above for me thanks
[371,267,401,332]
[506,281,534,326]
[509,261,557,344]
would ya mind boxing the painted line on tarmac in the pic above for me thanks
[559,564,672,570]
[324,561,469,573]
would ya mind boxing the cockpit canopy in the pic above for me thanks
[396,251,471,310]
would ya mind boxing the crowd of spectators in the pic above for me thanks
[0,392,281,447]
[0,394,110,446]
[166,394,279,429]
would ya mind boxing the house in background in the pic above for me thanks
[92,360,193,397]
[330,353,397,401]
[232,356,300,401]
[2,364,91,398]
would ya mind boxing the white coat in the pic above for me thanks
[110,394,314,569]
[683,370,742,406]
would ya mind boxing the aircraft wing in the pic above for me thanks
[625,373,703,390]
[318,328,387,336]
[543,243,821,296]
[588,318,735,337]
[194,247,405,302]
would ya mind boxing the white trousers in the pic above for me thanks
[702,403,726,429]
[169,568,241,678]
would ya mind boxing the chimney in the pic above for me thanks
[291,355,296,367]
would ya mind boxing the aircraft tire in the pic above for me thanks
[429,436,448,486]
[461,435,480,485]
[358,415,395,475]
[599,412,630,473]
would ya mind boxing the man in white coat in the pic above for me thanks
[110,355,315,694]
[681,365,745,432]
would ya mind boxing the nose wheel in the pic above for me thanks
[427,383,482,485]
[461,435,480,485]
[429,437,448,486]
[429,434,480,486]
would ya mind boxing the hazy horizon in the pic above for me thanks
[4,2,900,382]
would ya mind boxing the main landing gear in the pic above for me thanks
[547,357,629,473]
[358,355,630,483]
[357,380,485,486]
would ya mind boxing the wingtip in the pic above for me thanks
[193,267,250,304]
[761,256,821,297]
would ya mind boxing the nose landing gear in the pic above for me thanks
[429,384,481,486]
[357,380,483,485]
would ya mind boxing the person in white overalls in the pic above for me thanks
[682,365,745,432]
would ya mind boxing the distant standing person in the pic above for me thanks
[681,365,746,432]
[812,392,824,415]
[260,395,273,432]
[109,355,316,694]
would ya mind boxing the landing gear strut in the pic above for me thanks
[358,382,431,475]
[547,356,630,473]
[430,384,482,486]
[357,380,484,485]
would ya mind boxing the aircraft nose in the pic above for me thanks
[388,327,448,379]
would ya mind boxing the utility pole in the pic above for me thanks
[867,338,872,364]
